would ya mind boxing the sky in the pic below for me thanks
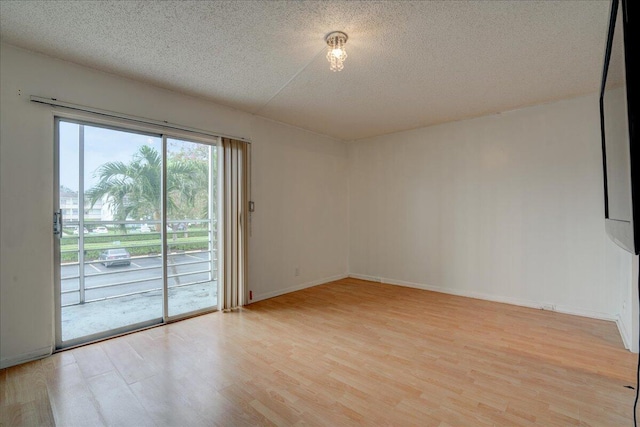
[59,121,212,193]
[59,120,161,192]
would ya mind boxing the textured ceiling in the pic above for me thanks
[0,1,611,140]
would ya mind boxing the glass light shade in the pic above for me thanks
[325,32,348,72]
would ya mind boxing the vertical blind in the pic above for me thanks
[220,138,249,311]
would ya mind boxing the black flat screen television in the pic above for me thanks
[600,0,640,254]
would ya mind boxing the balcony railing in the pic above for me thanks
[60,219,217,306]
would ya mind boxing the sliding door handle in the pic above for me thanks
[53,210,62,237]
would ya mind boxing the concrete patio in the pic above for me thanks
[61,281,217,342]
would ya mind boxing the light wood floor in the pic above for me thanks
[1,278,637,426]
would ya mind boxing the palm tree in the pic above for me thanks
[86,145,209,231]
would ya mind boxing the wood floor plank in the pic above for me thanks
[0,400,55,427]
[101,337,158,385]
[44,363,105,427]
[72,343,115,380]
[129,374,210,426]
[0,278,637,426]
[87,371,154,426]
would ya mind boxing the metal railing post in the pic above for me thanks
[208,144,215,283]
[78,124,86,304]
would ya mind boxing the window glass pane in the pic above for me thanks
[166,138,218,317]
[59,121,163,342]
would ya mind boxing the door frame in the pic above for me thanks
[53,112,220,350]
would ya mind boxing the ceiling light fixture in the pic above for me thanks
[325,31,348,72]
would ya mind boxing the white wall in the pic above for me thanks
[0,44,348,367]
[348,95,634,328]
[605,236,635,350]
[248,118,348,300]
[624,255,639,352]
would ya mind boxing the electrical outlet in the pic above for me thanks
[295,267,300,277]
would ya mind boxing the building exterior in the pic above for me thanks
[59,188,105,223]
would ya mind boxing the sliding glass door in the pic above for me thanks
[55,118,218,348]
[165,138,218,317]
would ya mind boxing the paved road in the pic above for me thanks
[60,252,216,306]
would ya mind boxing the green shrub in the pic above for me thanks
[60,232,215,263]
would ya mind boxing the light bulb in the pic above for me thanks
[325,31,348,72]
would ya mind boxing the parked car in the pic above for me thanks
[94,226,109,234]
[99,248,131,267]
[72,227,88,235]
[139,224,151,233]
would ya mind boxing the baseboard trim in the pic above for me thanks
[251,273,349,303]
[0,346,52,369]
[349,273,382,283]
[348,274,617,322]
